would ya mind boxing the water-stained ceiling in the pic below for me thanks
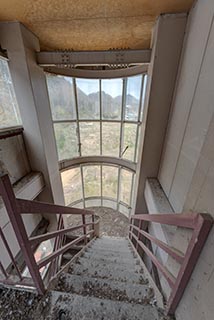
[0,0,194,51]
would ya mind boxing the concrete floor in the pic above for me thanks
[67,206,129,238]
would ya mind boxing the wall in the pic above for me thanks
[0,131,43,269]
[158,0,214,319]
[133,13,187,214]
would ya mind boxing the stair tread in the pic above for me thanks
[34,291,163,320]
[77,256,141,270]
[68,263,146,284]
[55,272,152,303]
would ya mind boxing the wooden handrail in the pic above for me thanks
[129,213,213,315]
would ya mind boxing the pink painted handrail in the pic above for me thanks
[0,174,96,294]
[129,213,213,315]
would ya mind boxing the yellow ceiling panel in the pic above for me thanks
[0,0,194,50]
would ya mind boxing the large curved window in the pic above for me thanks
[61,165,134,217]
[46,73,148,215]
[46,74,147,161]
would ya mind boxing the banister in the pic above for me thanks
[131,232,176,288]
[0,173,97,294]
[37,231,93,269]
[131,224,184,264]
[130,213,199,228]
[17,198,93,215]
[129,212,213,315]
[29,222,94,246]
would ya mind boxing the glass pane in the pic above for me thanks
[46,74,76,120]
[54,123,78,160]
[80,122,100,156]
[122,123,137,161]
[0,58,21,128]
[140,75,148,122]
[83,165,101,198]
[102,122,120,157]
[61,168,82,205]
[125,75,142,121]
[76,79,99,119]
[102,79,122,120]
[102,166,118,199]
[120,169,133,205]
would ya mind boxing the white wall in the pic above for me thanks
[0,132,44,269]
[158,1,214,319]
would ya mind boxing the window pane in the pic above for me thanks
[102,166,118,199]
[125,75,142,121]
[46,74,76,120]
[0,58,21,128]
[122,123,137,161]
[80,122,100,156]
[120,169,133,205]
[102,79,122,120]
[54,123,78,160]
[76,79,99,119]
[61,168,82,205]
[83,165,101,198]
[102,122,120,157]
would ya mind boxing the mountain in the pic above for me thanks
[46,74,139,120]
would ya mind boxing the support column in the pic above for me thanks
[132,14,187,214]
[0,22,64,206]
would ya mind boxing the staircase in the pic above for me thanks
[34,236,169,320]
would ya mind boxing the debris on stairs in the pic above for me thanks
[33,236,173,320]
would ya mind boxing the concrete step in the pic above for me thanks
[83,249,135,261]
[85,247,134,258]
[81,252,140,266]
[55,273,153,303]
[35,291,164,320]
[89,244,133,254]
[76,256,142,273]
[68,262,146,284]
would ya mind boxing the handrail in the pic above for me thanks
[0,174,96,295]
[129,213,213,315]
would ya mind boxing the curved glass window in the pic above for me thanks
[61,164,135,217]
[46,74,147,162]
[47,73,148,216]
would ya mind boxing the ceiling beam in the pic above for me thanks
[44,65,148,79]
[37,49,151,67]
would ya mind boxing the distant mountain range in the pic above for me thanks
[47,75,139,120]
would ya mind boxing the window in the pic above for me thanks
[60,164,135,213]
[54,123,78,160]
[0,58,21,128]
[47,73,148,216]
[102,79,122,120]
[47,74,147,162]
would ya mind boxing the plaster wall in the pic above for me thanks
[158,1,214,318]
[0,133,43,269]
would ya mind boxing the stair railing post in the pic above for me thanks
[82,213,87,244]
[0,174,45,295]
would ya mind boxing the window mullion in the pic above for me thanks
[99,79,102,156]
[73,78,81,156]
[119,78,127,158]
[80,165,86,208]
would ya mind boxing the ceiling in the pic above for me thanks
[0,0,194,51]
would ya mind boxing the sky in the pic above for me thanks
[75,76,144,99]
